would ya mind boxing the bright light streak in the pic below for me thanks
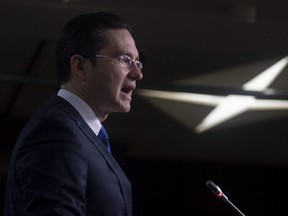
[243,56,288,91]
[137,56,288,133]
[137,88,288,133]
[250,99,288,110]
[136,89,222,106]
[195,95,255,133]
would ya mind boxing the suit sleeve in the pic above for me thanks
[15,117,88,216]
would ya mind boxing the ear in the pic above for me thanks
[70,54,89,81]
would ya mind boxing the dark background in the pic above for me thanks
[1,0,288,215]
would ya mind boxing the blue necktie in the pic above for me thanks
[98,126,111,153]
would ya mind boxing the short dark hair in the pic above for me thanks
[56,12,132,85]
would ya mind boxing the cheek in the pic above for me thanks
[106,70,127,89]
[89,66,127,94]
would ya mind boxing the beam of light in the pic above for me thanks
[136,89,222,105]
[243,56,288,91]
[137,89,288,133]
[196,56,288,133]
[250,99,288,110]
[195,95,255,133]
[137,56,288,133]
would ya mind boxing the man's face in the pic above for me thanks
[82,29,143,119]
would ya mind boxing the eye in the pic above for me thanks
[136,61,143,70]
[117,55,131,66]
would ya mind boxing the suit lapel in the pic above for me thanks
[76,119,132,216]
[46,95,131,216]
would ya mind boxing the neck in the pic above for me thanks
[60,84,109,122]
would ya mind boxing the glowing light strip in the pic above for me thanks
[195,95,256,133]
[197,56,288,132]
[250,99,288,109]
[137,89,288,132]
[137,89,222,105]
[243,56,288,91]
[137,56,288,133]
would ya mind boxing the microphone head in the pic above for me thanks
[205,180,246,216]
[206,180,228,201]
[206,180,222,194]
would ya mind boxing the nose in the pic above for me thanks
[129,62,143,81]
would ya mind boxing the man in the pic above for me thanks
[5,12,143,216]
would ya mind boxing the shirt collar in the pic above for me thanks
[57,89,102,135]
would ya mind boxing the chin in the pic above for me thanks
[121,106,131,113]
[119,103,131,113]
[110,102,130,113]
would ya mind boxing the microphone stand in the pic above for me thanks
[224,198,246,216]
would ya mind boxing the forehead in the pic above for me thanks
[101,29,139,57]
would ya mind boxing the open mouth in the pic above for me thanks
[120,85,135,100]
[121,84,135,94]
[121,87,132,94]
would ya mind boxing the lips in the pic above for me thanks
[121,83,135,93]
[121,84,135,100]
[121,87,132,94]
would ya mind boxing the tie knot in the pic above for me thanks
[98,126,109,140]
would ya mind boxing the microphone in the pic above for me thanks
[206,180,246,216]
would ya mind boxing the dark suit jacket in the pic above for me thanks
[5,95,132,216]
